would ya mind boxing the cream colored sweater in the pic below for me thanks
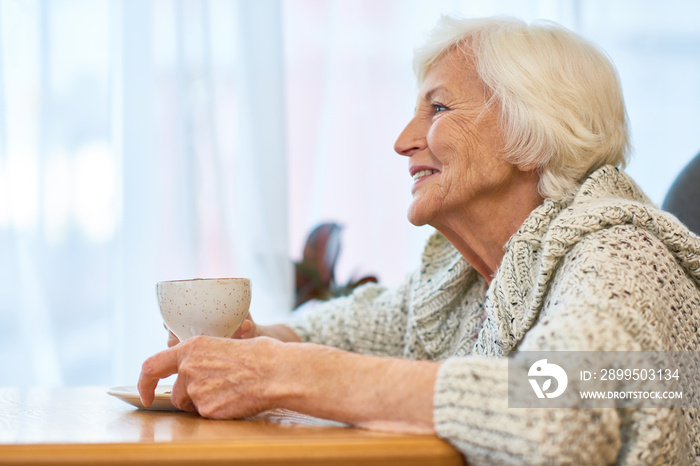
[289,166,700,465]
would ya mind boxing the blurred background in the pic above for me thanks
[0,0,699,387]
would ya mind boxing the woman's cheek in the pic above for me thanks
[426,119,451,155]
[435,114,474,149]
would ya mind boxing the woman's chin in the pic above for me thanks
[407,204,433,227]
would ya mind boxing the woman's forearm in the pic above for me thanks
[268,342,440,433]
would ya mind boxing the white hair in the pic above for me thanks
[414,16,630,199]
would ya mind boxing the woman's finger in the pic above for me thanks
[138,347,179,406]
[170,374,196,413]
[163,323,180,347]
[233,318,255,339]
[167,330,180,347]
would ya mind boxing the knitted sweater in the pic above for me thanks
[289,166,700,465]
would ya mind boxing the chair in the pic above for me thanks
[662,152,700,236]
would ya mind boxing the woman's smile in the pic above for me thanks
[410,166,440,191]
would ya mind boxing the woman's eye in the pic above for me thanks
[432,103,448,113]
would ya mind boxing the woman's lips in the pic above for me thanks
[410,167,440,193]
[412,169,439,182]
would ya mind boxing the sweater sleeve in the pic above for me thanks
[433,225,693,465]
[286,273,413,357]
[433,307,633,465]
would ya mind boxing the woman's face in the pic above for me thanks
[394,51,524,228]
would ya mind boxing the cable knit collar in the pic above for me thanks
[412,165,700,358]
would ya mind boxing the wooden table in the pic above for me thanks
[0,387,463,465]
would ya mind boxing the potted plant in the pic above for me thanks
[294,223,378,308]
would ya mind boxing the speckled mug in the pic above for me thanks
[156,278,251,341]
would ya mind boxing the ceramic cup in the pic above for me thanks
[156,278,252,341]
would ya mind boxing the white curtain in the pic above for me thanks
[0,0,292,386]
[1,0,699,387]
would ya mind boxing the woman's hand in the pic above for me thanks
[232,313,303,342]
[232,313,258,339]
[166,327,180,347]
[164,313,258,347]
[139,335,282,418]
[165,313,300,347]
[138,334,439,433]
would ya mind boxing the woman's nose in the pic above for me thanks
[394,117,427,157]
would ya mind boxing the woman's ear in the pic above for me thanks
[518,161,539,173]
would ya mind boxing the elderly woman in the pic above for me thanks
[139,16,700,464]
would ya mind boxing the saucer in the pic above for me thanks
[107,385,181,411]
